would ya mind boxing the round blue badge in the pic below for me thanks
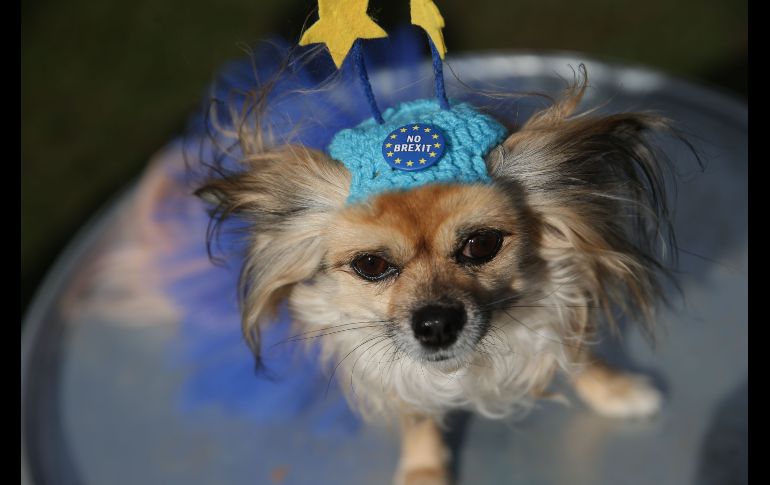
[381,124,446,171]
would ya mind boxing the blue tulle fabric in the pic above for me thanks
[156,28,444,436]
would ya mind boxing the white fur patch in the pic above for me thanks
[290,276,586,421]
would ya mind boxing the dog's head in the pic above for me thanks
[197,77,677,417]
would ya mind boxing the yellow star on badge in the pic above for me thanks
[419,158,426,164]
[390,134,397,139]
[424,127,431,132]
[385,143,392,147]
[412,125,420,130]
[432,134,439,139]
[299,0,388,68]
[429,152,437,157]
[395,158,402,164]
[406,161,414,167]
[400,127,407,132]
[434,143,441,148]
[387,152,394,157]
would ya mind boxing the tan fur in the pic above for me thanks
[572,353,662,418]
[396,413,449,485]
[325,183,534,317]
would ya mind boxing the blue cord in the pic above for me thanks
[428,36,450,110]
[351,39,384,124]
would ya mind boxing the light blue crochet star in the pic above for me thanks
[328,99,507,204]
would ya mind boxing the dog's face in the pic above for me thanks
[199,82,674,417]
[322,183,542,365]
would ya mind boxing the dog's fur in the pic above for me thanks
[197,69,678,484]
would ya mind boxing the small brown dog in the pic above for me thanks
[198,72,677,484]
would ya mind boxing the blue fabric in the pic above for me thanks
[160,31,438,434]
[329,99,507,204]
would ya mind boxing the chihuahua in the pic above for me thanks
[196,68,678,485]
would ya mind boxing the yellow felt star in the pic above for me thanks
[434,143,441,147]
[419,158,426,164]
[410,0,446,59]
[406,161,414,167]
[432,134,439,139]
[385,143,392,147]
[424,127,431,132]
[412,125,420,130]
[390,134,398,139]
[299,0,388,68]
[429,152,437,157]
[387,152,394,157]
[395,158,402,164]
[400,127,407,132]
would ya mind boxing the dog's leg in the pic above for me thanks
[571,351,663,419]
[394,413,450,485]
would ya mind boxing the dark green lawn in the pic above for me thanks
[21,0,746,312]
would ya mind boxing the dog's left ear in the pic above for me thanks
[196,145,351,360]
[487,79,679,331]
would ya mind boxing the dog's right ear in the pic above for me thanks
[195,145,350,361]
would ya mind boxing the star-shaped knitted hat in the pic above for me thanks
[330,99,506,204]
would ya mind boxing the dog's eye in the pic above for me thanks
[352,254,398,281]
[457,230,503,265]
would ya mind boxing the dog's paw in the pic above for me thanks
[394,467,450,485]
[573,367,663,419]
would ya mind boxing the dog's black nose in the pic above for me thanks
[411,302,467,349]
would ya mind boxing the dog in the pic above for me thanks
[195,65,679,484]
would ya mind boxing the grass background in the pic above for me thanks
[21,0,747,313]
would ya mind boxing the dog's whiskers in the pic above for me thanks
[479,276,590,310]
[502,310,584,350]
[277,324,383,345]
[326,332,390,398]
[271,319,392,348]
[349,336,393,400]
[284,318,390,338]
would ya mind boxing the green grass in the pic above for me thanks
[21,0,746,313]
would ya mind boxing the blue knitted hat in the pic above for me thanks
[329,99,507,204]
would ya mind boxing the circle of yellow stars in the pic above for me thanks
[381,123,446,171]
